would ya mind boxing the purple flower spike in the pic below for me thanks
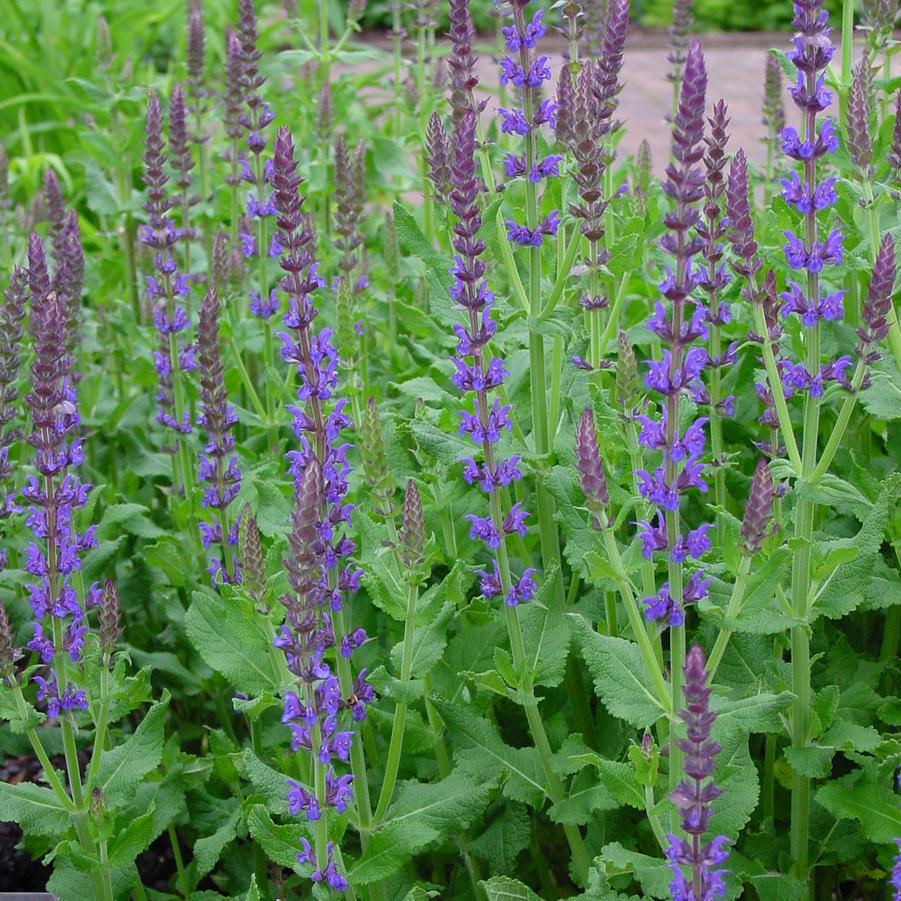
[856,234,896,364]
[667,645,730,901]
[271,126,368,892]
[196,286,241,582]
[23,246,96,718]
[444,109,534,605]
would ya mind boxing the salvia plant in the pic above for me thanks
[0,0,899,899]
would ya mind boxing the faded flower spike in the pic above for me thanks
[400,479,425,569]
[576,409,609,514]
[740,459,775,554]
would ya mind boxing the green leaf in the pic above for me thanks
[572,615,665,727]
[859,359,901,420]
[470,803,531,873]
[238,750,290,816]
[0,691,44,733]
[816,768,901,843]
[813,475,901,620]
[583,757,644,810]
[0,781,71,837]
[145,536,191,588]
[352,772,493,884]
[433,700,544,806]
[245,804,306,870]
[193,802,241,878]
[480,876,542,901]
[252,479,292,538]
[409,419,472,467]
[749,873,808,901]
[185,591,279,694]
[96,693,170,805]
[601,842,670,899]
[96,503,164,539]
[389,601,454,678]
[108,807,157,867]
[519,577,570,687]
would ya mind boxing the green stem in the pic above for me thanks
[333,607,374,837]
[706,553,753,679]
[600,528,671,711]
[86,666,111,792]
[228,336,268,421]
[249,719,270,899]
[763,732,777,822]
[168,824,191,900]
[539,227,582,318]
[752,302,803,472]
[13,686,74,809]
[318,0,330,86]
[373,578,419,822]
[840,0,854,128]
[807,360,866,483]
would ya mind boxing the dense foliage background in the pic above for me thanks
[0,0,900,900]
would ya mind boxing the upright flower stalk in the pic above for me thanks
[237,0,279,418]
[638,41,711,824]
[21,236,116,900]
[497,0,568,621]
[142,90,195,500]
[186,0,210,232]
[270,125,373,886]
[667,0,695,121]
[169,82,198,277]
[781,2,843,878]
[665,645,729,901]
[447,109,591,883]
[565,0,630,370]
[762,54,785,200]
[696,100,733,541]
[196,285,241,584]
[0,268,25,525]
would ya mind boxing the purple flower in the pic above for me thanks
[502,8,545,51]
[505,210,560,246]
[666,645,729,899]
[271,127,366,892]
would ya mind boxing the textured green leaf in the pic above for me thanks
[245,804,306,870]
[816,769,901,843]
[193,802,241,878]
[859,359,901,420]
[96,693,170,804]
[813,474,901,620]
[583,757,644,810]
[108,807,157,867]
[480,876,542,901]
[238,750,291,815]
[352,772,492,884]
[97,503,164,539]
[601,842,670,899]
[185,591,279,694]
[572,615,664,727]
[252,479,292,538]
[144,536,190,587]
[389,601,454,677]
[0,781,71,837]
[434,700,545,806]
[470,803,531,873]
[517,572,570,688]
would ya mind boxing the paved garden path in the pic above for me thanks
[467,31,802,170]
